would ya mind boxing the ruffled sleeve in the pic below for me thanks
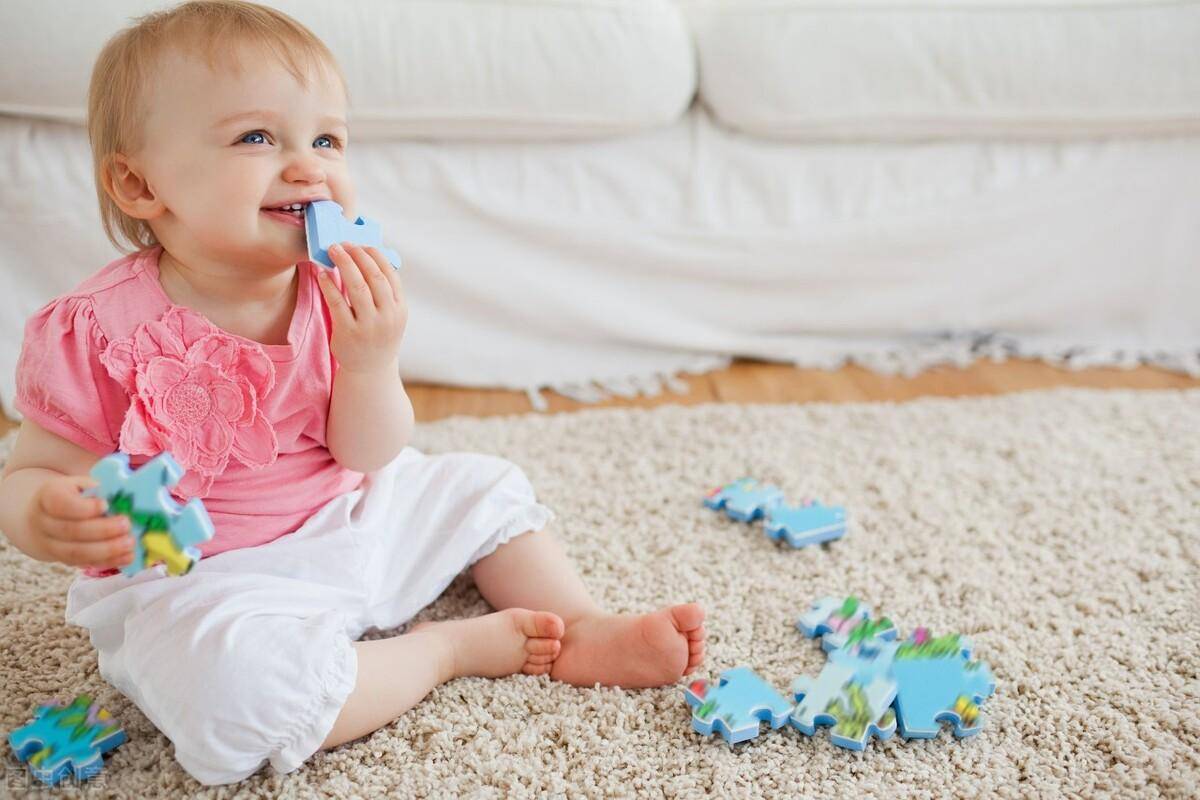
[14,296,129,455]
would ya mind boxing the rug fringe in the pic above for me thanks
[823,332,1200,379]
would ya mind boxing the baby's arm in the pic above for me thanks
[318,242,414,472]
[0,419,133,568]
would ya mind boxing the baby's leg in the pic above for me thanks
[321,608,564,749]
[469,528,707,688]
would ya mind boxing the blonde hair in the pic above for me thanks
[87,0,346,252]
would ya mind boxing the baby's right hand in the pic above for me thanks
[29,475,134,569]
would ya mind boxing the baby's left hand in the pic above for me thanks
[317,242,407,374]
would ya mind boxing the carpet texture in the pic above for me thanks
[1,389,1197,799]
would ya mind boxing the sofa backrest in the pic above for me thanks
[681,0,1200,140]
[0,0,696,140]
[2,0,1198,141]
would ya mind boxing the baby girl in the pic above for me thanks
[0,0,705,786]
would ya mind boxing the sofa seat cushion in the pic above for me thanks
[0,0,696,140]
[683,0,1200,140]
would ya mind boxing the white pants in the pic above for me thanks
[65,448,552,786]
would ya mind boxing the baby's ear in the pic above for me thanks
[102,153,166,220]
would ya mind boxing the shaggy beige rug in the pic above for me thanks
[1,389,1197,799]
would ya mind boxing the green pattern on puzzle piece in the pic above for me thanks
[888,629,996,739]
[790,652,898,751]
[87,452,214,577]
[796,596,897,653]
[8,695,127,786]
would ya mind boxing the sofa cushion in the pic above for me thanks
[683,0,1200,140]
[0,0,695,140]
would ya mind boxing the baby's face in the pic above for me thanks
[136,46,353,271]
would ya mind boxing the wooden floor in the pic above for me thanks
[2,360,1195,435]
[405,360,1199,422]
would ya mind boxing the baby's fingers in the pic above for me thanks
[39,475,108,520]
[317,269,354,328]
[41,512,131,544]
[43,533,135,569]
[329,243,374,315]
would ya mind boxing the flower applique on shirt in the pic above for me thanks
[98,306,279,497]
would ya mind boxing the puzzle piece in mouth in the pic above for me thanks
[305,199,401,270]
[703,478,784,522]
[684,666,794,745]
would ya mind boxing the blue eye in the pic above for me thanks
[314,135,337,149]
[240,131,268,145]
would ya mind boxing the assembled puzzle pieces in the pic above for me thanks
[703,478,784,522]
[765,501,847,548]
[9,695,126,786]
[790,651,898,751]
[796,596,897,653]
[305,199,401,270]
[87,452,214,577]
[684,667,794,745]
[888,628,996,739]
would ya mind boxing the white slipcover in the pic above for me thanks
[0,0,696,139]
[686,0,1200,139]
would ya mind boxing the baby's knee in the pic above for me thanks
[118,608,357,785]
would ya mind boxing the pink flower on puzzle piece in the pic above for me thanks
[100,306,278,496]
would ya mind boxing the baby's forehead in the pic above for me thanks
[145,44,347,127]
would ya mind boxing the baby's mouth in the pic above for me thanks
[262,202,307,218]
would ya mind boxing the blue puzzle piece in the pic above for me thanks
[9,695,126,786]
[305,199,401,269]
[87,452,214,577]
[889,629,996,739]
[765,501,847,548]
[790,650,898,751]
[684,667,794,745]
[703,478,784,522]
[796,596,897,653]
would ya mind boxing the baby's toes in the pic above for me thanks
[526,637,562,658]
[522,610,566,641]
[522,658,554,676]
[669,603,705,634]
[523,636,560,676]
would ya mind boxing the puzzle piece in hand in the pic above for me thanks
[889,628,996,739]
[9,695,126,786]
[765,501,847,548]
[87,452,214,577]
[305,199,401,270]
[789,648,898,751]
[796,596,897,653]
[703,478,784,522]
[684,667,794,745]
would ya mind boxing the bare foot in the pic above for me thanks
[411,609,564,679]
[549,603,706,688]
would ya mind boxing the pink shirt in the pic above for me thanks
[15,247,363,573]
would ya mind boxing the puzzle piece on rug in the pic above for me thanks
[703,478,784,522]
[9,695,126,786]
[764,501,847,548]
[684,666,794,745]
[796,596,897,652]
[888,628,996,739]
[789,643,899,750]
[305,199,401,269]
[87,452,214,577]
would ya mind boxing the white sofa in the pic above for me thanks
[1,0,1198,414]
